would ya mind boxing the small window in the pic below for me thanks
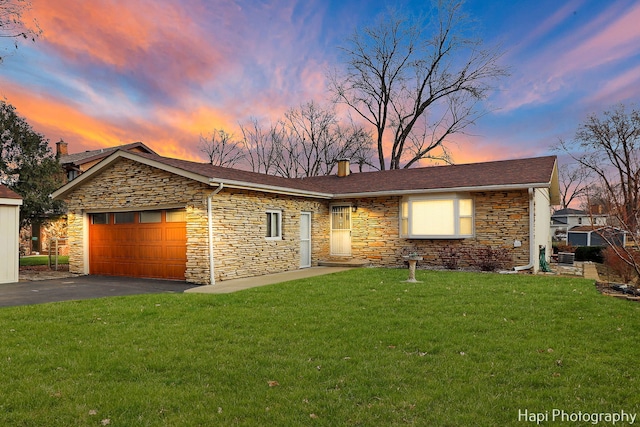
[114,212,135,224]
[166,209,186,223]
[91,213,109,225]
[140,211,162,223]
[266,210,282,240]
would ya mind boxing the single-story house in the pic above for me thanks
[568,225,626,247]
[0,184,23,284]
[51,151,560,285]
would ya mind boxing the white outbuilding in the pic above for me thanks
[0,184,22,284]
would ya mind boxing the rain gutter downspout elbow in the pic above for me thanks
[514,188,535,272]
[208,183,224,285]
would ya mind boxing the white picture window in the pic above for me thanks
[400,194,474,239]
[266,210,282,240]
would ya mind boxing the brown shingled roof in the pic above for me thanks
[143,153,557,195]
[0,184,22,200]
[302,156,558,195]
[59,142,156,167]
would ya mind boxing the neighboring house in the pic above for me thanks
[551,208,607,243]
[568,225,626,247]
[51,151,560,285]
[0,185,23,284]
[56,141,157,182]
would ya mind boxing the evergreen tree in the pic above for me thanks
[0,100,65,226]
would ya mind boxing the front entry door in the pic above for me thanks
[331,206,351,256]
[300,212,312,268]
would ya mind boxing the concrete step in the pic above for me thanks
[318,259,370,268]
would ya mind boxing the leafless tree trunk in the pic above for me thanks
[198,128,244,168]
[240,102,375,178]
[239,118,280,175]
[329,1,507,170]
[557,162,593,209]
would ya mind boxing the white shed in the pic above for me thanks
[0,185,22,284]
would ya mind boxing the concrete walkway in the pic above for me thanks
[583,262,601,281]
[185,266,353,294]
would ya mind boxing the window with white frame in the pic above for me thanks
[400,194,474,239]
[265,210,282,239]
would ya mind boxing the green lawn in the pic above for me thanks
[0,269,638,426]
[19,255,69,266]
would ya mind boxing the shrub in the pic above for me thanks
[467,246,512,272]
[574,246,604,263]
[438,246,462,270]
[602,246,640,283]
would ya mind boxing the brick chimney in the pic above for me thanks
[56,140,68,157]
[337,158,351,177]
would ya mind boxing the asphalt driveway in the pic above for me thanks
[0,276,194,308]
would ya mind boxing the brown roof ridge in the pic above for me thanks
[59,142,157,166]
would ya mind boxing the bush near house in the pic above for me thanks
[602,246,639,283]
[574,246,604,263]
[438,245,512,271]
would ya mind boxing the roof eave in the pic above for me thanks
[209,179,333,199]
[332,182,555,199]
[0,197,22,206]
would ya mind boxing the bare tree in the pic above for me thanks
[239,118,281,175]
[329,1,507,170]
[558,104,640,279]
[240,102,375,178]
[557,162,593,209]
[198,128,244,167]
[0,0,41,62]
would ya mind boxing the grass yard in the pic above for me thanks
[0,269,638,426]
[19,255,69,266]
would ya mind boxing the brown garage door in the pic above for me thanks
[89,209,187,280]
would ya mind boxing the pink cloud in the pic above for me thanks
[556,3,640,76]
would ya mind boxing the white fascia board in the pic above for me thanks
[331,182,553,199]
[0,198,22,206]
[208,179,333,199]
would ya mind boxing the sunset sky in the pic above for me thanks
[1,0,639,167]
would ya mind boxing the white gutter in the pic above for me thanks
[207,183,224,285]
[514,188,535,271]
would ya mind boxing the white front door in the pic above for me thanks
[331,205,351,256]
[300,212,312,268]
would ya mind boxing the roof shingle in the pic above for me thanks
[143,153,558,196]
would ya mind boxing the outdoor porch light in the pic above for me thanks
[351,205,358,213]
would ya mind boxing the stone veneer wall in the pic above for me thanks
[63,158,331,285]
[343,190,531,269]
[208,188,329,281]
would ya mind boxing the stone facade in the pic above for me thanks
[62,158,536,284]
[338,190,531,269]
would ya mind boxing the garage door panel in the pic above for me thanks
[89,210,187,280]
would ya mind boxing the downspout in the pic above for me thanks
[514,188,535,271]
[208,183,224,285]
